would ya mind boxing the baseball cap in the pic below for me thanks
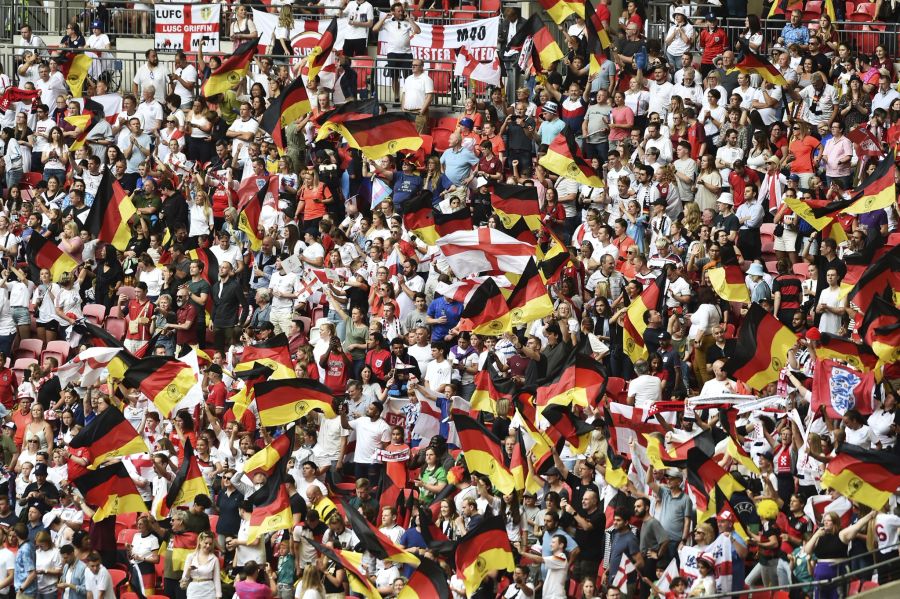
[459,117,474,129]
[543,101,558,114]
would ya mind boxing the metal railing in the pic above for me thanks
[0,46,480,111]
[0,0,503,43]
[645,1,900,57]
[700,541,900,599]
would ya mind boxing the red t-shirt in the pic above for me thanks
[207,381,227,412]
[323,351,352,394]
[0,368,16,410]
[699,28,727,65]
[789,135,820,174]
[67,446,92,482]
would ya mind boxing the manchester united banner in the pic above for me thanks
[155,5,221,52]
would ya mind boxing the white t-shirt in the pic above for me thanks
[343,1,375,40]
[235,519,267,566]
[381,18,415,55]
[629,374,662,406]
[541,553,569,599]
[817,285,846,335]
[210,244,243,270]
[172,64,198,107]
[133,64,170,102]
[135,100,164,132]
[348,417,391,464]
[36,547,63,594]
[875,513,900,554]
[85,564,116,599]
[401,73,434,112]
[424,358,453,393]
[228,117,259,163]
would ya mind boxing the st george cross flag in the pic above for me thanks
[612,554,636,594]
[55,347,123,388]
[678,545,701,583]
[454,47,502,87]
[436,228,534,278]
[656,557,681,593]
[707,532,734,594]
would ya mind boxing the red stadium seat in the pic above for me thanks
[845,1,856,16]
[478,0,501,18]
[419,134,433,156]
[12,358,37,386]
[117,528,139,549]
[108,306,124,319]
[760,223,776,237]
[15,338,44,361]
[802,0,823,20]
[852,1,876,17]
[109,568,128,592]
[436,116,459,131]
[83,303,107,325]
[120,592,141,599]
[106,317,127,341]
[765,261,779,274]
[431,127,454,152]
[352,56,374,97]
[43,340,72,365]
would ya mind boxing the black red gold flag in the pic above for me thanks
[860,295,900,364]
[402,189,438,245]
[458,278,511,335]
[455,515,516,595]
[725,303,797,390]
[332,113,423,159]
[315,99,379,140]
[154,439,209,518]
[306,18,338,83]
[542,403,595,454]
[822,442,900,510]
[254,378,336,425]
[68,404,148,469]
[122,357,197,416]
[397,556,451,599]
[27,233,79,282]
[735,50,788,86]
[235,333,295,379]
[539,128,604,187]
[201,37,259,97]
[507,258,554,326]
[451,414,517,494]
[309,539,380,599]
[235,174,278,251]
[247,441,293,542]
[818,333,879,372]
[260,75,312,151]
[340,499,420,566]
[72,462,146,521]
[491,183,542,231]
[622,273,667,363]
[83,170,136,251]
[433,206,473,238]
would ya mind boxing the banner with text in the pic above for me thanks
[377,16,499,62]
[155,5,221,52]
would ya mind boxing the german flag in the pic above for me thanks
[72,321,138,379]
[726,436,761,475]
[458,278,511,335]
[508,14,564,71]
[64,112,93,151]
[83,170,136,251]
[536,349,608,415]
[767,0,804,17]
[433,206,473,238]
[236,333,295,379]
[241,432,293,478]
[163,532,199,575]
[822,442,900,510]
[68,405,148,470]
[508,428,528,492]
[542,403,595,455]
[725,303,798,390]
[784,197,848,244]
[402,190,438,245]
[455,515,516,596]
[332,114,423,160]
[72,463,146,522]
[622,273,667,364]
[491,183,543,231]
[246,445,293,542]
[605,444,629,489]
[848,246,900,312]
[537,0,584,24]
[846,151,897,214]
[714,485,759,540]
[860,295,900,365]
[308,540,380,599]
[507,259,554,327]
[496,217,537,245]
[255,378,336,426]
[707,265,750,303]
[451,414,517,495]
[818,333,879,372]
[26,233,79,282]
[314,99,379,141]
[153,439,209,519]
[397,556,451,599]
[585,0,611,76]
[340,499,420,566]
[306,18,338,83]
[186,247,219,287]
[201,37,259,97]
[235,174,277,252]
[471,371,516,415]
[56,51,93,98]
[536,234,572,284]
[122,357,197,417]
[231,362,273,419]
[735,50,788,86]
[540,129,604,187]
[260,75,312,152]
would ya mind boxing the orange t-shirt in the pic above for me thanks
[300,183,332,221]
[788,135,820,174]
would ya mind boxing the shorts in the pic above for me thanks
[11,307,30,326]
[773,228,798,252]
[343,37,368,58]
[386,52,413,79]
[36,319,59,333]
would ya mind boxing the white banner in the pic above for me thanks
[155,5,221,52]
[377,15,499,62]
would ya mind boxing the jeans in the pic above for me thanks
[747,561,778,588]
[354,462,383,489]
[43,169,66,184]
[777,558,792,587]
[666,52,684,70]
[583,141,609,165]
[5,169,22,190]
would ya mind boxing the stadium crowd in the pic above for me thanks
[0,0,897,598]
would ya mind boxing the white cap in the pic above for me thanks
[717,193,734,206]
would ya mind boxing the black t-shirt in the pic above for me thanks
[289,491,307,522]
[565,472,600,508]
[615,38,644,74]
[706,340,735,366]
[569,507,605,561]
